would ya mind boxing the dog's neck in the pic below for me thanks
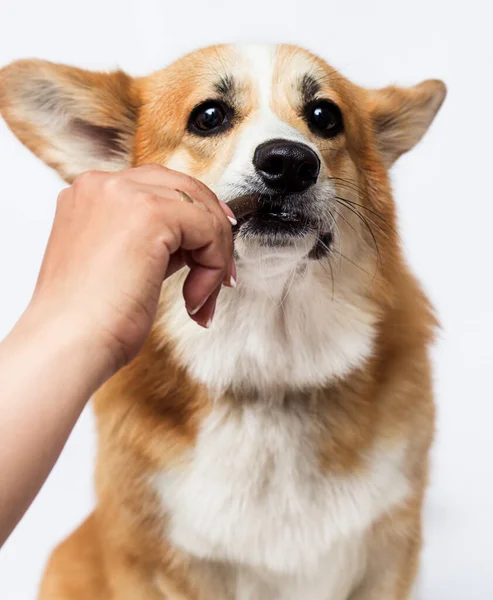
[159,257,379,399]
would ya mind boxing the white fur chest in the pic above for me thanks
[155,258,400,598]
[161,259,378,395]
[154,402,410,599]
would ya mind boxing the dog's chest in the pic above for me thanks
[163,265,378,394]
[154,403,409,592]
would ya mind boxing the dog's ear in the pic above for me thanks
[368,79,446,168]
[0,59,139,182]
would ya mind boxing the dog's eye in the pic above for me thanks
[188,101,230,135]
[305,100,344,138]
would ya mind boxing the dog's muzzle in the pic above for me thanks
[225,140,333,256]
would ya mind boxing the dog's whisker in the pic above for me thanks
[332,199,382,282]
[276,261,299,313]
[317,237,336,299]
[327,177,399,236]
[334,196,395,246]
[331,249,375,278]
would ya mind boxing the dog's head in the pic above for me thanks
[0,44,445,291]
[0,44,446,392]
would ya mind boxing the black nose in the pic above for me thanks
[253,139,320,193]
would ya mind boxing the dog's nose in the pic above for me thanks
[253,140,320,193]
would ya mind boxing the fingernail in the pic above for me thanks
[205,317,213,329]
[219,199,237,224]
[223,274,237,288]
[188,298,206,316]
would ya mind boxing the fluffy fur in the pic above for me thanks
[0,43,446,599]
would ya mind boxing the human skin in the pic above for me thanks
[0,164,236,547]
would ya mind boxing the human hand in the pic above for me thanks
[25,164,236,374]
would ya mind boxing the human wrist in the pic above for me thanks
[11,300,119,398]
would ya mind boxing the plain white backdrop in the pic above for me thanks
[0,0,492,598]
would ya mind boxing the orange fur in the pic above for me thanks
[0,43,445,599]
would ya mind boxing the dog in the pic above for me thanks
[0,43,446,600]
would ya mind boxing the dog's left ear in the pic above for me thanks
[0,59,139,182]
[369,79,446,168]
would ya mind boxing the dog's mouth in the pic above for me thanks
[229,194,318,238]
[226,193,333,258]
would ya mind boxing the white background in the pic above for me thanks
[0,1,492,598]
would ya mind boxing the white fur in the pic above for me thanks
[44,137,129,179]
[155,43,394,599]
[214,44,324,204]
[12,95,129,179]
[162,260,377,395]
[154,402,410,598]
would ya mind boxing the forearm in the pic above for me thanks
[0,165,234,547]
[0,307,113,547]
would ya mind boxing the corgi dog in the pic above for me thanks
[0,44,445,600]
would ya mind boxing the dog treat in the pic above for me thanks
[227,195,259,220]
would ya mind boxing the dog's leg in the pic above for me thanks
[105,560,166,600]
[38,515,109,600]
[348,495,423,600]
[105,550,233,600]
[103,548,201,600]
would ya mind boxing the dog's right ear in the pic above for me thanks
[0,59,139,182]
